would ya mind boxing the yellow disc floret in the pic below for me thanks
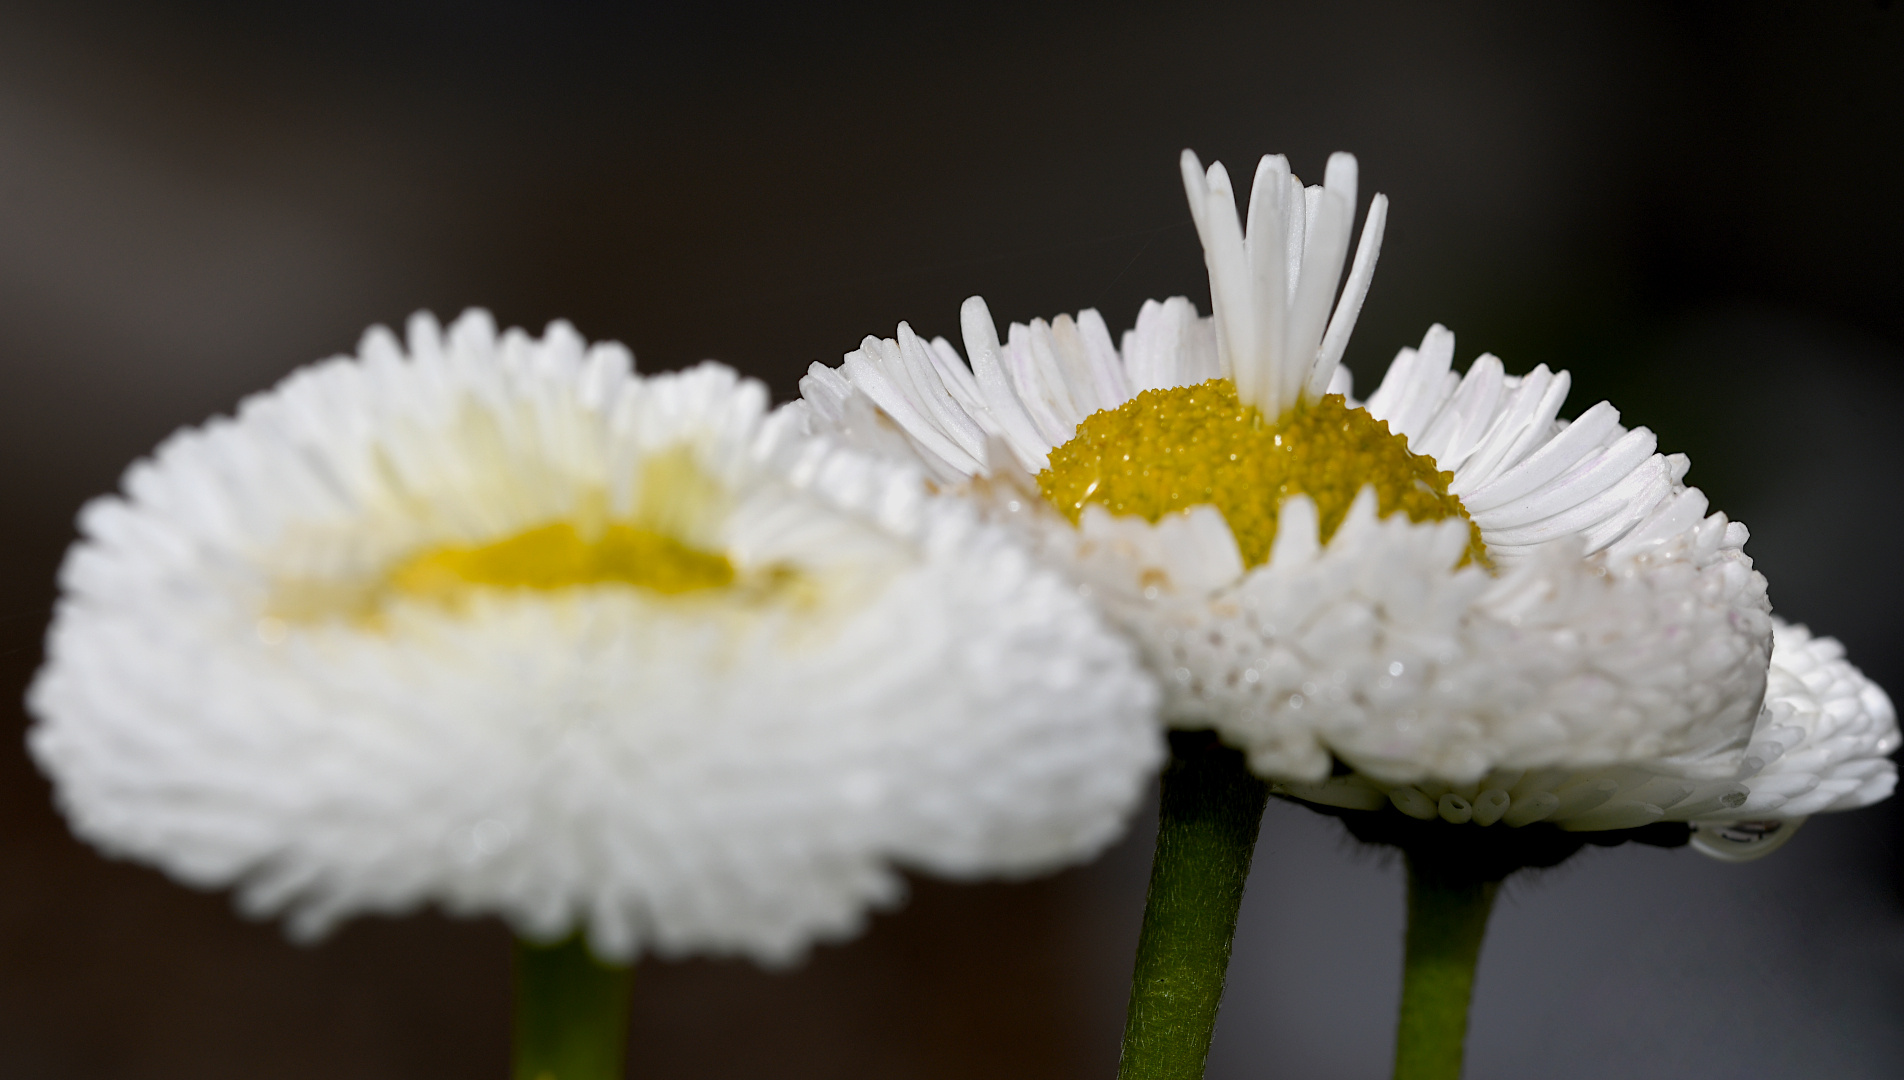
[1038,380,1486,569]
[391,522,736,599]
[266,448,749,626]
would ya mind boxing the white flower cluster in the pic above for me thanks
[792,149,1898,855]
[29,142,1897,975]
[28,311,1162,963]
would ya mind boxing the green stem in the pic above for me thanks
[1392,854,1499,1080]
[513,935,635,1080]
[1117,731,1271,1080]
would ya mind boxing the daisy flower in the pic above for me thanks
[792,149,1897,1080]
[27,310,1161,1078]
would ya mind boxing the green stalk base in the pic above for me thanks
[1275,791,1691,1080]
[1391,854,1498,1080]
[1117,730,1271,1080]
[513,935,635,1080]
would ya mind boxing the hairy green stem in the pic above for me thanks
[1117,731,1271,1080]
[513,935,635,1080]
[1392,855,1499,1080]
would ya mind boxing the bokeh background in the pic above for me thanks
[2,1,1901,1076]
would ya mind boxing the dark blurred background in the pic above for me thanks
[3,1,1901,1076]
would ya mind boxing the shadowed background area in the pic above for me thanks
[2,1,1900,1076]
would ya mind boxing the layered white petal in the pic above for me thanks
[1275,620,1899,860]
[1180,149,1387,417]
[984,483,1769,788]
[793,149,1383,478]
[28,310,1162,964]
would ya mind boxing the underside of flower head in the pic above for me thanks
[793,146,1898,850]
[28,310,1161,963]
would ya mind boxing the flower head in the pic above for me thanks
[28,310,1162,963]
[792,150,1897,856]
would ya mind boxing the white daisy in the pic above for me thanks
[27,309,1162,965]
[791,150,1897,857]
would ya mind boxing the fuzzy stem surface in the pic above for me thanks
[1392,855,1499,1080]
[1117,731,1271,1080]
[513,935,635,1080]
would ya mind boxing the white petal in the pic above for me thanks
[959,296,1052,471]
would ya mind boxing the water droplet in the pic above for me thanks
[1691,818,1804,862]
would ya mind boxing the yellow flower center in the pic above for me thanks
[387,447,737,600]
[1037,379,1486,569]
[265,448,748,625]
[390,522,735,599]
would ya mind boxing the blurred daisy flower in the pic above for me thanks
[27,310,1161,1075]
[792,148,1897,1079]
